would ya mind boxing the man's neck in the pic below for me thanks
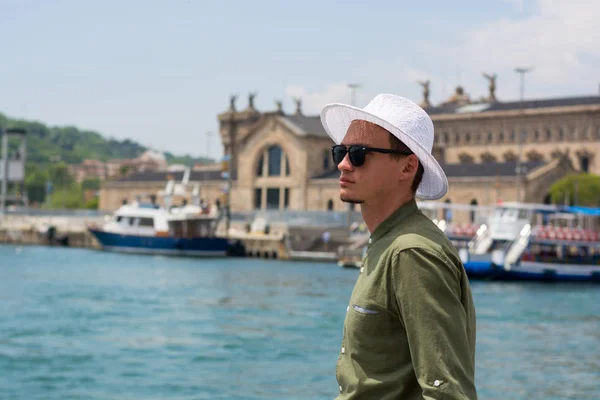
[360,191,414,234]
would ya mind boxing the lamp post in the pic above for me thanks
[514,67,533,203]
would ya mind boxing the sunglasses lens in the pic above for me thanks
[332,146,347,165]
[349,147,366,166]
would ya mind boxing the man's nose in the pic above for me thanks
[337,153,353,172]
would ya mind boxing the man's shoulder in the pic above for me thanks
[390,213,452,249]
[386,215,462,268]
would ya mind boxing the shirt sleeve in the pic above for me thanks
[392,247,477,400]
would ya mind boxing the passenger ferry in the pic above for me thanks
[458,203,600,282]
[88,169,242,257]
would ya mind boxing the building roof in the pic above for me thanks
[426,95,600,115]
[114,169,232,182]
[281,114,328,137]
[276,95,600,137]
[312,160,547,180]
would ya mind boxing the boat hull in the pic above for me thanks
[463,259,600,283]
[88,228,230,257]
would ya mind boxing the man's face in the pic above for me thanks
[336,120,409,204]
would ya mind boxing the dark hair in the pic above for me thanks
[389,135,424,194]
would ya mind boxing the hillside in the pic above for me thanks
[0,112,212,166]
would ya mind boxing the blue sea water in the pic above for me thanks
[0,244,599,400]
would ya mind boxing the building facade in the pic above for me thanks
[99,89,599,213]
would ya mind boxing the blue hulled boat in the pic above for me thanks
[88,170,242,257]
[458,203,600,282]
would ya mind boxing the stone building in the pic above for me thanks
[99,87,599,213]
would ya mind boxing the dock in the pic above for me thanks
[0,212,351,263]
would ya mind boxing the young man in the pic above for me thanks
[320,94,477,399]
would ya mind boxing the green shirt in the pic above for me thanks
[335,199,477,399]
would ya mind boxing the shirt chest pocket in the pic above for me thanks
[346,302,391,347]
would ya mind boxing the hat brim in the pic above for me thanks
[320,103,448,200]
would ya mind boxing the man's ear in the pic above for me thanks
[402,155,419,175]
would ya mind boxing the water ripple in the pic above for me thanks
[0,245,599,399]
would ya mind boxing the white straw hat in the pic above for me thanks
[320,93,448,200]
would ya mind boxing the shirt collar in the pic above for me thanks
[369,199,419,244]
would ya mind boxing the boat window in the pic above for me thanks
[116,216,123,222]
[139,218,154,227]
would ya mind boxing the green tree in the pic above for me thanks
[49,162,74,189]
[549,173,600,207]
[48,184,84,209]
[81,177,101,191]
[25,164,49,204]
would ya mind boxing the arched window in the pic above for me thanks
[580,156,590,173]
[268,145,282,176]
[256,154,264,176]
[469,199,478,223]
[256,145,291,177]
[323,149,330,170]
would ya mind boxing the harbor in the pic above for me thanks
[2,2,600,398]
[2,243,599,400]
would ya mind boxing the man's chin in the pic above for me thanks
[341,196,364,205]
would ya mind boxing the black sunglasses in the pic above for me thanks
[331,145,413,167]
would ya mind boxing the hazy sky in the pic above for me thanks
[1,0,599,160]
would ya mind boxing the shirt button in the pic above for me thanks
[341,347,345,354]
[346,306,349,313]
[360,267,364,273]
[339,385,342,392]
[434,380,441,387]
[368,238,372,244]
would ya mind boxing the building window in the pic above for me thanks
[580,156,590,173]
[558,128,565,141]
[327,199,333,211]
[510,130,516,142]
[256,154,264,176]
[256,145,291,177]
[526,150,544,162]
[268,146,282,176]
[266,188,280,209]
[498,132,505,142]
[458,153,474,164]
[254,188,262,209]
[503,151,518,162]
[487,132,493,143]
[469,199,478,223]
[284,188,290,209]
[480,152,497,163]
[465,133,471,144]
[534,130,540,140]
[285,154,290,176]
[546,128,552,140]
[323,149,330,170]
[442,132,449,145]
